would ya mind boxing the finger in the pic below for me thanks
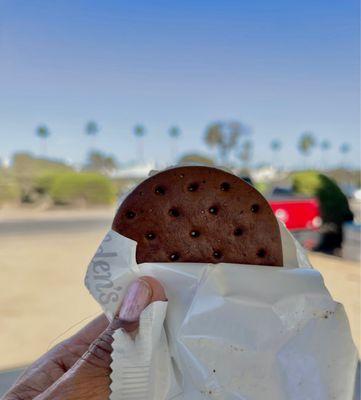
[82,276,167,368]
[2,314,109,400]
[34,277,166,400]
[117,276,167,332]
[60,275,167,348]
[67,313,109,347]
[6,278,166,400]
[142,275,168,303]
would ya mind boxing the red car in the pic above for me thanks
[239,178,322,250]
[268,197,322,249]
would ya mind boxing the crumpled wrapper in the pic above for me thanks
[85,216,358,400]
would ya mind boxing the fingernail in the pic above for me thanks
[119,279,152,323]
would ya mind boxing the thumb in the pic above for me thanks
[82,276,167,368]
[82,276,167,366]
[36,277,166,400]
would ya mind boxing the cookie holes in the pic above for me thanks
[126,211,136,219]
[213,250,222,259]
[234,228,243,236]
[208,206,218,215]
[145,232,156,240]
[168,208,180,217]
[155,185,166,195]
[190,230,200,238]
[169,253,180,261]
[220,182,230,191]
[257,248,266,258]
[187,182,199,192]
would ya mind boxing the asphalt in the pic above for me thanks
[0,368,24,397]
[0,217,112,236]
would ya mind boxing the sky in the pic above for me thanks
[0,0,359,168]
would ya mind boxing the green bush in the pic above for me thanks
[35,172,59,195]
[178,153,215,166]
[12,153,73,202]
[292,171,353,225]
[0,172,21,205]
[49,172,116,205]
[254,181,269,195]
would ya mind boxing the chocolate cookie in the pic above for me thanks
[112,166,283,266]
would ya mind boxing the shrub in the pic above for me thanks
[49,172,116,205]
[292,171,353,225]
[178,153,215,166]
[254,181,269,194]
[12,153,73,202]
[0,171,21,205]
[35,172,61,195]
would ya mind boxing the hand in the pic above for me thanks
[3,276,166,400]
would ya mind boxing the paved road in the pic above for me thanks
[0,216,112,236]
[0,368,24,397]
[350,199,361,223]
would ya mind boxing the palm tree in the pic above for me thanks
[205,123,222,145]
[133,124,146,162]
[204,121,247,165]
[270,139,282,167]
[339,142,351,167]
[320,139,331,169]
[204,122,223,161]
[85,150,118,175]
[168,126,181,162]
[84,121,100,166]
[85,121,99,136]
[36,125,50,156]
[320,140,330,151]
[339,142,350,154]
[169,126,181,139]
[239,140,253,171]
[298,132,316,168]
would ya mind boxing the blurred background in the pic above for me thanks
[0,0,360,394]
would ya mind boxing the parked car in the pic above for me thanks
[241,179,322,250]
[268,196,322,249]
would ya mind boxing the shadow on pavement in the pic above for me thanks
[0,367,25,397]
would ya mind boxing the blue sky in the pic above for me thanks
[0,0,359,168]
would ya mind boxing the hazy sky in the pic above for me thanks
[0,0,359,168]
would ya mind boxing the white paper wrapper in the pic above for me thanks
[85,219,358,400]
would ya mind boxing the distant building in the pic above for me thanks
[0,157,10,169]
[250,165,288,183]
[112,161,158,180]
